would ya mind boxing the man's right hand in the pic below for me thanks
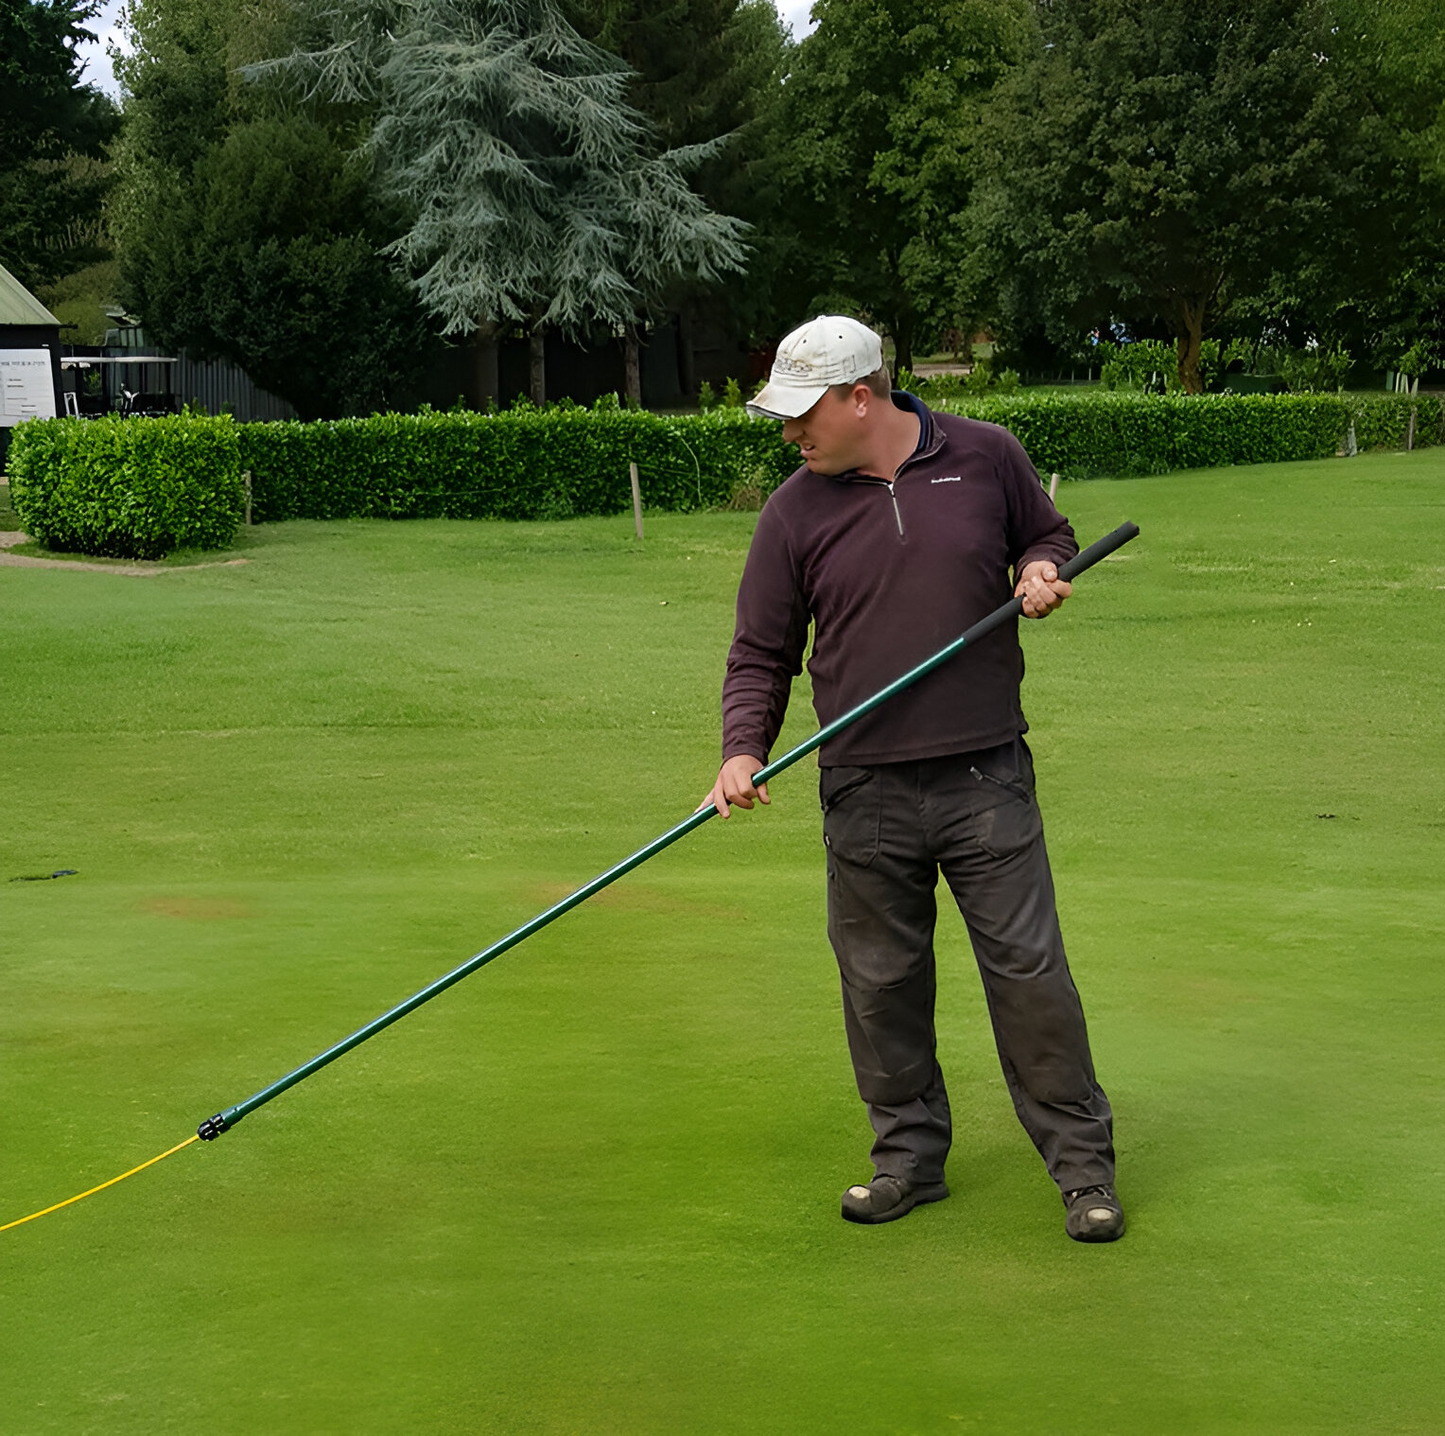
[704,754,769,818]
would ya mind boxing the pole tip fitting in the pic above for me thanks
[197,1113,229,1141]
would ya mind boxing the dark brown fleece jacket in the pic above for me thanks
[722,394,1077,768]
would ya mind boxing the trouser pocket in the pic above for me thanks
[820,764,880,866]
[968,742,1042,860]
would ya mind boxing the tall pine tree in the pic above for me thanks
[567,0,791,383]
[260,0,748,402]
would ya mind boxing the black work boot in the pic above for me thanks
[1063,1184,1125,1242]
[841,1174,949,1225]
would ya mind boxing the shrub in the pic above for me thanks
[8,393,1434,556]
[236,404,799,522]
[963,362,994,395]
[7,413,243,558]
[1096,338,1252,393]
[916,362,1020,405]
[938,390,1441,479]
[1265,346,1354,394]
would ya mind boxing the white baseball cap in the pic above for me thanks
[747,315,885,420]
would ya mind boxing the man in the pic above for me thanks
[705,316,1123,1242]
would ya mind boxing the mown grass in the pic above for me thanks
[1,449,1442,1433]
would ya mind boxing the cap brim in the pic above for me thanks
[746,380,828,421]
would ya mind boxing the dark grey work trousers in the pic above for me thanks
[821,738,1114,1194]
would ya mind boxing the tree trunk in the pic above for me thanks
[677,309,697,401]
[891,315,915,381]
[473,321,499,410]
[528,319,546,406]
[1175,299,1206,394]
[624,326,643,408]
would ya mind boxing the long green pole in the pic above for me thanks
[197,521,1140,1141]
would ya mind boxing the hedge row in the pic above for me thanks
[6,413,243,558]
[236,391,1445,517]
[5,392,1439,557]
[237,405,796,522]
[940,390,1444,479]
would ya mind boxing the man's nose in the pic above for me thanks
[782,420,803,443]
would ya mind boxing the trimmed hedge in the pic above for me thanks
[7,413,244,558]
[238,406,797,522]
[4,392,1438,556]
[939,390,1444,480]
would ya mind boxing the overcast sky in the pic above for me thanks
[78,0,820,98]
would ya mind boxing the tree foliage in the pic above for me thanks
[1249,0,1445,372]
[967,0,1378,391]
[0,0,118,291]
[775,0,1028,371]
[114,0,434,418]
[259,0,748,404]
[566,0,792,343]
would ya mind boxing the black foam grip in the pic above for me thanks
[1057,522,1140,582]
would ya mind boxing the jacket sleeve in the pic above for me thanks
[998,428,1078,576]
[722,497,810,763]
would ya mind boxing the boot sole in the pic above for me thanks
[841,1181,950,1225]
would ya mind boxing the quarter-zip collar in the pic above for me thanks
[830,391,945,489]
[831,391,939,541]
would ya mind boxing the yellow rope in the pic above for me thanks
[0,1134,199,1234]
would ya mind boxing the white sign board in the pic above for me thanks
[0,349,57,427]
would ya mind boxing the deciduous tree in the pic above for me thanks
[114,0,434,417]
[0,0,117,291]
[967,0,1373,392]
[776,0,1028,372]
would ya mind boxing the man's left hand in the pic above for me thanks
[1015,560,1072,619]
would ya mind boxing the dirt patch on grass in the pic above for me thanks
[0,532,249,576]
[141,896,255,920]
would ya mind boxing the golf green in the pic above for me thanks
[2,450,1442,1432]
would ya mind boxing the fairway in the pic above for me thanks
[2,450,1443,1432]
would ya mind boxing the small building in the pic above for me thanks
[0,261,64,469]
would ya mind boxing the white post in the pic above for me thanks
[629,461,644,539]
[244,469,252,526]
[1049,472,1060,503]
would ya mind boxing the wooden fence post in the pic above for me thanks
[629,461,643,539]
[1048,472,1060,503]
[244,469,252,526]
[1407,407,1417,452]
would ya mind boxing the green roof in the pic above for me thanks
[0,261,59,327]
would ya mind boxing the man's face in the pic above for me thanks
[781,386,869,475]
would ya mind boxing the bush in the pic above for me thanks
[913,364,1018,404]
[938,390,1442,479]
[7,413,244,558]
[1252,345,1355,394]
[8,393,1436,556]
[237,404,799,522]
[1096,338,1253,393]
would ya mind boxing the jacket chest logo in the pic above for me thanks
[930,476,962,484]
